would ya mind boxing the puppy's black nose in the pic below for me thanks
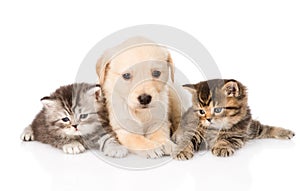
[138,94,152,105]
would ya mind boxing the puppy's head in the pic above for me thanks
[96,37,174,110]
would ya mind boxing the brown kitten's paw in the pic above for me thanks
[173,150,194,160]
[211,146,235,157]
[172,141,196,160]
[274,128,295,140]
[62,142,85,154]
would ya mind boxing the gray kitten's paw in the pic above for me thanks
[211,146,235,157]
[62,142,85,154]
[103,144,128,158]
[21,126,34,141]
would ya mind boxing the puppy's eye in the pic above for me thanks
[199,109,205,115]
[152,70,161,78]
[62,117,70,122]
[80,114,88,119]
[214,107,223,113]
[122,73,131,80]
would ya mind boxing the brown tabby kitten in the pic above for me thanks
[173,79,295,160]
[21,83,128,157]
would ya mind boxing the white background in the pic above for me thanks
[1,0,299,191]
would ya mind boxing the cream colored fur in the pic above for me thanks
[96,37,181,158]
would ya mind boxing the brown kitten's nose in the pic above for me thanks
[138,94,152,105]
[72,124,78,130]
[206,118,212,122]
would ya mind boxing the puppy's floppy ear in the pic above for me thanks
[167,53,175,82]
[96,56,109,86]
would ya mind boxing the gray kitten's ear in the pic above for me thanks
[40,96,56,108]
[87,85,102,99]
[182,84,197,93]
[223,81,239,97]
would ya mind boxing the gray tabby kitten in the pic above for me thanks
[173,79,295,160]
[21,83,128,157]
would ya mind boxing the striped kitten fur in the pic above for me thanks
[21,83,128,157]
[173,79,295,160]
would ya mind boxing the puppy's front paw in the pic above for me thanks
[138,147,164,159]
[20,126,34,141]
[211,146,235,157]
[144,147,164,159]
[172,130,183,144]
[62,142,85,154]
[103,143,128,158]
[163,140,177,155]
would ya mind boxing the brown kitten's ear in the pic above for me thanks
[223,81,239,97]
[40,96,56,108]
[87,85,102,100]
[183,84,197,94]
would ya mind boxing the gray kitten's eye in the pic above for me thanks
[152,70,161,78]
[122,73,131,80]
[62,117,70,122]
[199,109,205,115]
[80,114,88,119]
[214,107,223,113]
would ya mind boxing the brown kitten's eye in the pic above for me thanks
[62,117,70,122]
[199,109,205,115]
[214,107,223,113]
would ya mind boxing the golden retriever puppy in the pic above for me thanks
[96,37,181,158]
